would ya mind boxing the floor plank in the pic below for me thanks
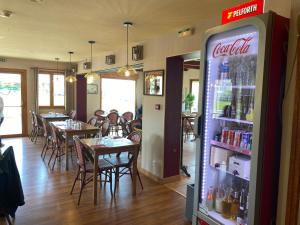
[0,137,191,225]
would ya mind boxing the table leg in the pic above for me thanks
[132,148,137,196]
[65,132,69,171]
[93,152,99,205]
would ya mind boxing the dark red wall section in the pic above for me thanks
[164,56,184,178]
[76,75,87,122]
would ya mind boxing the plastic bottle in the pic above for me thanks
[222,188,233,219]
[231,191,240,220]
[206,186,214,211]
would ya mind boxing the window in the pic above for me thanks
[38,72,65,108]
[101,78,136,115]
[190,79,199,112]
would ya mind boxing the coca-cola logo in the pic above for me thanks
[212,36,253,58]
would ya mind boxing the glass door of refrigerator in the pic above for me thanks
[199,25,259,225]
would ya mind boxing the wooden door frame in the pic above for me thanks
[285,36,300,225]
[0,68,28,137]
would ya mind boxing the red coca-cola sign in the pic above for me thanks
[212,36,253,58]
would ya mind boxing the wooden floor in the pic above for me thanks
[0,137,191,225]
[164,138,196,197]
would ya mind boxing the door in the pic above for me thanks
[198,25,260,225]
[0,69,27,137]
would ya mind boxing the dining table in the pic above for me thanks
[80,137,140,205]
[51,120,100,170]
[39,113,70,122]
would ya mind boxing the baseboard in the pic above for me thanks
[139,167,181,184]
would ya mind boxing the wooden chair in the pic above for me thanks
[69,110,77,120]
[183,117,195,142]
[31,112,43,143]
[94,109,105,117]
[48,125,65,170]
[40,118,53,160]
[107,112,119,135]
[105,131,143,194]
[122,111,133,122]
[87,116,98,127]
[119,116,130,137]
[128,119,142,133]
[109,109,118,113]
[70,136,114,205]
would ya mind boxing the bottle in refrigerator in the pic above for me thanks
[214,185,225,213]
[222,188,233,219]
[206,186,214,211]
[230,191,240,220]
[236,188,247,224]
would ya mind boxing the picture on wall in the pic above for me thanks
[87,84,98,94]
[143,70,164,96]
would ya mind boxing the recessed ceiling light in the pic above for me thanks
[0,10,13,18]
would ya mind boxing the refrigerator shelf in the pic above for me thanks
[213,116,254,125]
[210,140,252,156]
[211,165,250,181]
[208,211,237,225]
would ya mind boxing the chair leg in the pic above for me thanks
[128,168,133,181]
[70,168,80,194]
[77,173,86,205]
[114,168,119,195]
[41,138,47,157]
[5,214,12,225]
[137,169,144,190]
[48,147,55,166]
[109,169,113,197]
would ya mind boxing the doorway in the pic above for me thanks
[0,68,27,137]
[164,52,201,196]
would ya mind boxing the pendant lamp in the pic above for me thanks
[118,22,137,77]
[65,51,77,83]
[84,40,98,84]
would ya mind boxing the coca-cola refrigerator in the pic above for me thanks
[193,12,289,225]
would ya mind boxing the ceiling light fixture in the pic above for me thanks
[84,40,98,84]
[0,10,13,18]
[66,52,77,83]
[30,0,45,3]
[118,22,137,77]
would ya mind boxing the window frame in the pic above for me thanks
[38,70,65,109]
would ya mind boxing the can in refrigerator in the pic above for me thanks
[241,132,251,149]
[228,130,235,145]
[221,128,229,143]
[233,131,242,147]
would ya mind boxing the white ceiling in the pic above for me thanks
[0,0,244,62]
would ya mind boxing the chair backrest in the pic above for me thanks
[32,111,38,127]
[110,109,118,113]
[128,119,142,133]
[126,131,142,163]
[94,109,105,117]
[107,112,119,125]
[30,111,35,126]
[119,116,130,137]
[73,136,86,170]
[87,116,98,126]
[183,117,194,132]
[122,111,133,121]
[50,125,62,147]
[100,119,110,136]
[69,110,77,120]
[41,118,51,138]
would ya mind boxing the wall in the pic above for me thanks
[182,68,201,111]
[0,57,68,133]
[78,18,219,178]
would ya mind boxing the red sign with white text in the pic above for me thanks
[222,0,264,24]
